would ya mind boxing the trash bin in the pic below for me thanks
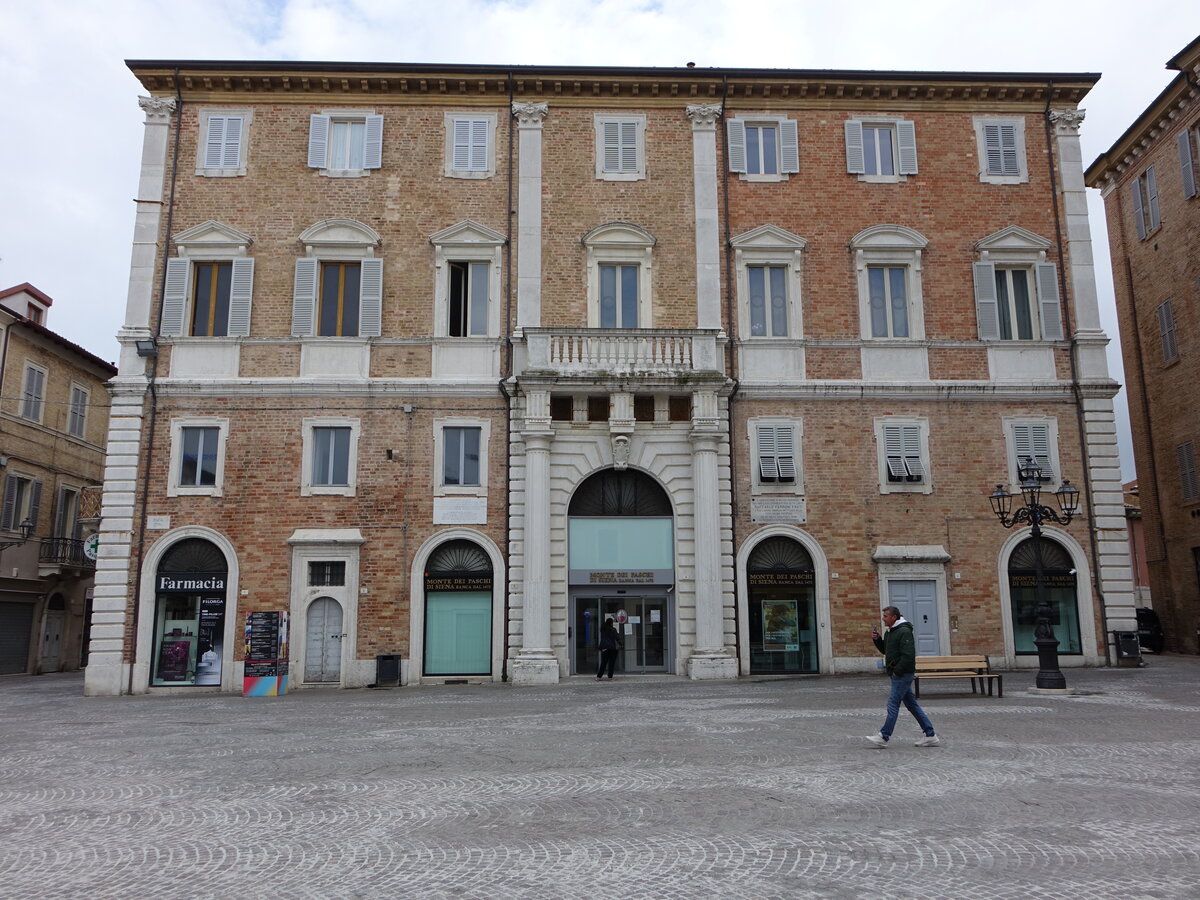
[1112,630,1141,660]
[375,653,401,686]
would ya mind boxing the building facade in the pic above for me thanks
[86,60,1135,695]
[0,284,115,676]
[1086,35,1200,654]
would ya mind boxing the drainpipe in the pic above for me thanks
[499,70,516,681]
[127,71,183,694]
[1043,82,1110,664]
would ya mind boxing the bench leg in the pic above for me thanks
[996,675,1003,698]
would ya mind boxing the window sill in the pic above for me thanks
[597,171,646,182]
[168,486,224,498]
[196,168,247,178]
[446,168,494,180]
[856,173,909,184]
[978,172,1028,185]
[302,486,356,497]
[317,169,370,178]
[741,173,788,183]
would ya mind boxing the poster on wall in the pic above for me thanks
[193,596,225,686]
[243,611,290,697]
[762,600,801,652]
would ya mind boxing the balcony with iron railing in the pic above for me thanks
[39,537,94,570]
[517,328,725,378]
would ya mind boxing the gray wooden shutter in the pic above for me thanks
[619,120,638,173]
[884,425,906,478]
[27,481,42,527]
[973,262,1000,340]
[1,476,16,530]
[1131,178,1146,240]
[779,119,799,174]
[902,425,924,478]
[1179,441,1200,501]
[161,258,189,336]
[844,120,865,173]
[602,120,621,172]
[757,425,779,480]
[896,119,918,174]
[358,258,383,336]
[363,115,383,169]
[983,123,1003,175]
[471,119,488,170]
[204,116,226,169]
[775,426,796,482]
[307,114,329,169]
[1180,131,1197,199]
[453,118,471,170]
[227,258,254,337]
[1146,165,1160,230]
[1036,262,1064,340]
[727,119,746,173]
[1157,300,1178,362]
[221,116,243,169]
[292,258,319,336]
[1014,423,1055,481]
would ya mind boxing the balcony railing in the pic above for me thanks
[39,538,94,569]
[520,328,724,377]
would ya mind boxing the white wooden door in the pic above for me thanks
[888,580,940,656]
[304,597,343,683]
[41,612,64,671]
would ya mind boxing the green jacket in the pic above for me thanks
[873,620,916,677]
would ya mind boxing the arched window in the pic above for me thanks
[152,538,229,687]
[568,469,671,517]
[746,536,817,675]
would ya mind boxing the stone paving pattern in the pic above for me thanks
[2,658,1200,899]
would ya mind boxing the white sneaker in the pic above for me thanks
[914,735,942,747]
[865,733,888,748]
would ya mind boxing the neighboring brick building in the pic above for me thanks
[85,60,1135,695]
[0,284,116,676]
[1087,35,1200,654]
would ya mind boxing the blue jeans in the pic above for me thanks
[881,672,935,741]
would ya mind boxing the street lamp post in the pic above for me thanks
[988,457,1081,690]
[0,518,35,553]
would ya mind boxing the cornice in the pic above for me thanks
[128,61,1095,109]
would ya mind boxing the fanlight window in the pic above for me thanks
[568,470,671,517]
[748,536,814,573]
[159,538,227,574]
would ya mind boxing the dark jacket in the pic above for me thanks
[599,622,621,651]
[873,620,916,677]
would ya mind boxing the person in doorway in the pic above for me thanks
[866,606,941,747]
[597,618,621,680]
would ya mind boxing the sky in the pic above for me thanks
[3,0,1198,481]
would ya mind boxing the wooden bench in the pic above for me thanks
[914,655,1002,698]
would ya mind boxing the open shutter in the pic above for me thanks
[620,120,638,173]
[757,425,779,481]
[1180,131,1197,199]
[227,258,254,337]
[1131,178,1146,240]
[291,258,319,336]
[363,115,383,169]
[307,114,330,169]
[903,425,925,478]
[602,120,621,172]
[844,120,865,173]
[973,262,1000,340]
[896,119,918,174]
[884,425,906,478]
[204,117,226,169]
[727,119,747,173]
[1146,166,1160,230]
[1030,425,1054,481]
[161,258,189,336]
[1,476,16,530]
[775,426,796,482]
[27,481,42,528]
[358,259,383,336]
[779,119,799,173]
[1036,263,1064,340]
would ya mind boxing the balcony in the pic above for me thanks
[40,538,94,570]
[519,328,724,378]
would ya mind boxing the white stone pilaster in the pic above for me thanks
[687,417,737,680]
[687,104,723,331]
[513,101,548,333]
[510,389,559,684]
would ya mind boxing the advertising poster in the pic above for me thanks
[762,599,801,652]
[243,611,290,696]
[194,596,225,686]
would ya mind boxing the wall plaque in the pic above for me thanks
[434,496,487,525]
[751,496,807,524]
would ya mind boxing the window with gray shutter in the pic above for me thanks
[983,123,1020,176]
[452,118,489,172]
[292,258,319,336]
[884,424,925,482]
[1179,130,1197,200]
[1178,441,1199,502]
[1158,300,1179,363]
[20,366,45,422]
[204,115,244,170]
[1011,423,1055,482]
[757,425,796,483]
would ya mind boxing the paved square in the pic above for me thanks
[3,658,1199,898]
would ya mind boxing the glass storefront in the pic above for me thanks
[747,537,817,675]
[151,539,228,687]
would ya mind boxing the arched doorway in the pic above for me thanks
[304,596,344,682]
[747,536,817,674]
[568,469,675,675]
[424,539,493,676]
[151,538,229,686]
[1008,536,1082,655]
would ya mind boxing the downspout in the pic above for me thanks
[499,70,515,681]
[1043,82,1110,664]
[127,71,183,694]
[719,73,743,667]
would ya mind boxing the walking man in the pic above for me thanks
[867,606,941,747]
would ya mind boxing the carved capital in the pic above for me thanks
[138,95,177,122]
[1049,108,1085,136]
[686,103,723,129]
[512,101,549,127]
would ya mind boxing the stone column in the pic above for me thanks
[687,391,738,680]
[1050,108,1137,644]
[85,96,176,697]
[510,389,560,684]
[513,101,548,333]
[687,103,723,332]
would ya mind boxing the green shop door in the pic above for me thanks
[425,591,491,675]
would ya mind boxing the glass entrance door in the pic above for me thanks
[573,595,669,674]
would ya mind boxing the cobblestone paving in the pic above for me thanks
[2,658,1200,899]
